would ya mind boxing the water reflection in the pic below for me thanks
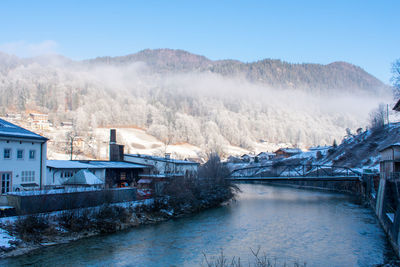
[1,184,396,267]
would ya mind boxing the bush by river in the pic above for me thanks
[0,153,237,259]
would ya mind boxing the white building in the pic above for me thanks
[256,152,276,161]
[0,118,48,193]
[46,160,149,189]
[124,154,199,178]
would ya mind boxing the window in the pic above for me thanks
[17,149,24,159]
[1,173,11,194]
[21,171,35,182]
[3,149,11,159]
[29,150,36,159]
[61,171,75,178]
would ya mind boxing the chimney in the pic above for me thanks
[110,129,116,144]
[109,129,124,161]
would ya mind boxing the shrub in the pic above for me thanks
[14,215,52,243]
[59,211,92,232]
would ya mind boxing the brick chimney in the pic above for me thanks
[109,129,124,161]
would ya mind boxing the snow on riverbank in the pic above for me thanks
[0,228,17,251]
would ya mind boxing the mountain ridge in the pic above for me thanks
[87,48,388,93]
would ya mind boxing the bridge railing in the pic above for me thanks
[229,164,361,179]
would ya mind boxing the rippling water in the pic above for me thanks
[1,184,396,266]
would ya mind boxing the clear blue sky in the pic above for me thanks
[0,0,399,83]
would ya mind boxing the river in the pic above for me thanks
[1,183,397,266]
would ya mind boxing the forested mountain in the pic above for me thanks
[0,49,392,157]
[89,49,387,93]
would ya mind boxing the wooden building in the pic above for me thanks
[274,148,302,159]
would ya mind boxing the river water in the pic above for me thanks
[1,184,397,266]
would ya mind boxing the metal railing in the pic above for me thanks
[229,164,361,179]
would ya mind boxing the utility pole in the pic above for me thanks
[70,136,74,160]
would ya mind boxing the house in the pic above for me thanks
[28,112,50,130]
[0,118,48,193]
[241,154,254,163]
[124,153,199,195]
[379,144,400,179]
[274,148,302,158]
[124,153,199,178]
[256,152,276,161]
[227,155,241,163]
[393,99,400,112]
[308,146,331,152]
[45,160,149,189]
[60,121,73,128]
[376,144,400,224]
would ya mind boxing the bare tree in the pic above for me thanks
[369,103,386,130]
[65,128,83,160]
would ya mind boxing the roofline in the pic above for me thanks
[393,99,400,111]
[379,144,400,152]
[46,160,150,169]
[0,134,48,142]
[124,154,200,165]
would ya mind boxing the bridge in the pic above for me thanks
[227,164,362,182]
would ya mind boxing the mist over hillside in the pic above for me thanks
[0,49,393,157]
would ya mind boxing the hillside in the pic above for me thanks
[0,49,393,159]
[277,123,400,171]
[89,49,387,93]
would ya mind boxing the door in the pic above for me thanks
[1,173,11,194]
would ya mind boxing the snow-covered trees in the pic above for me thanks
[393,59,400,98]
[0,55,391,154]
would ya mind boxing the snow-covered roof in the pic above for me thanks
[89,161,149,169]
[393,99,400,111]
[275,148,302,154]
[63,169,103,185]
[138,173,182,178]
[46,160,149,169]
[308,146,331,151]
[125,154,199,165]
[257,152,276,157]
[0,118,48,142]
[379,143,400,152]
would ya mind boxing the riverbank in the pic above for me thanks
[0,153,236,259]
[1,184,394,266]
[0,181,235,259]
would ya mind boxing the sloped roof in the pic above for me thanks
[393,99,400,111]
[125,154,199,165]
[379,143,400,152]
[63,170,103,185]
[257,152,276,157]
[275,148,302,154]
[0,118,48,142]
[46,160,148,169]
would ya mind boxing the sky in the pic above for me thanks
[0,0,399,83]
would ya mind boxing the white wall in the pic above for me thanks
[45,168,105,188]
[0,138,46,193]
[380,147,400,161]
[124,155,198,176]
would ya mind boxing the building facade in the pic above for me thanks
[124,154,199,177]
[0,118,47,193]
[46,160,148,189]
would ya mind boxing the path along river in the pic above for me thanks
[1,183,397,266]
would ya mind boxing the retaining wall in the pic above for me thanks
[7,188,137,215]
